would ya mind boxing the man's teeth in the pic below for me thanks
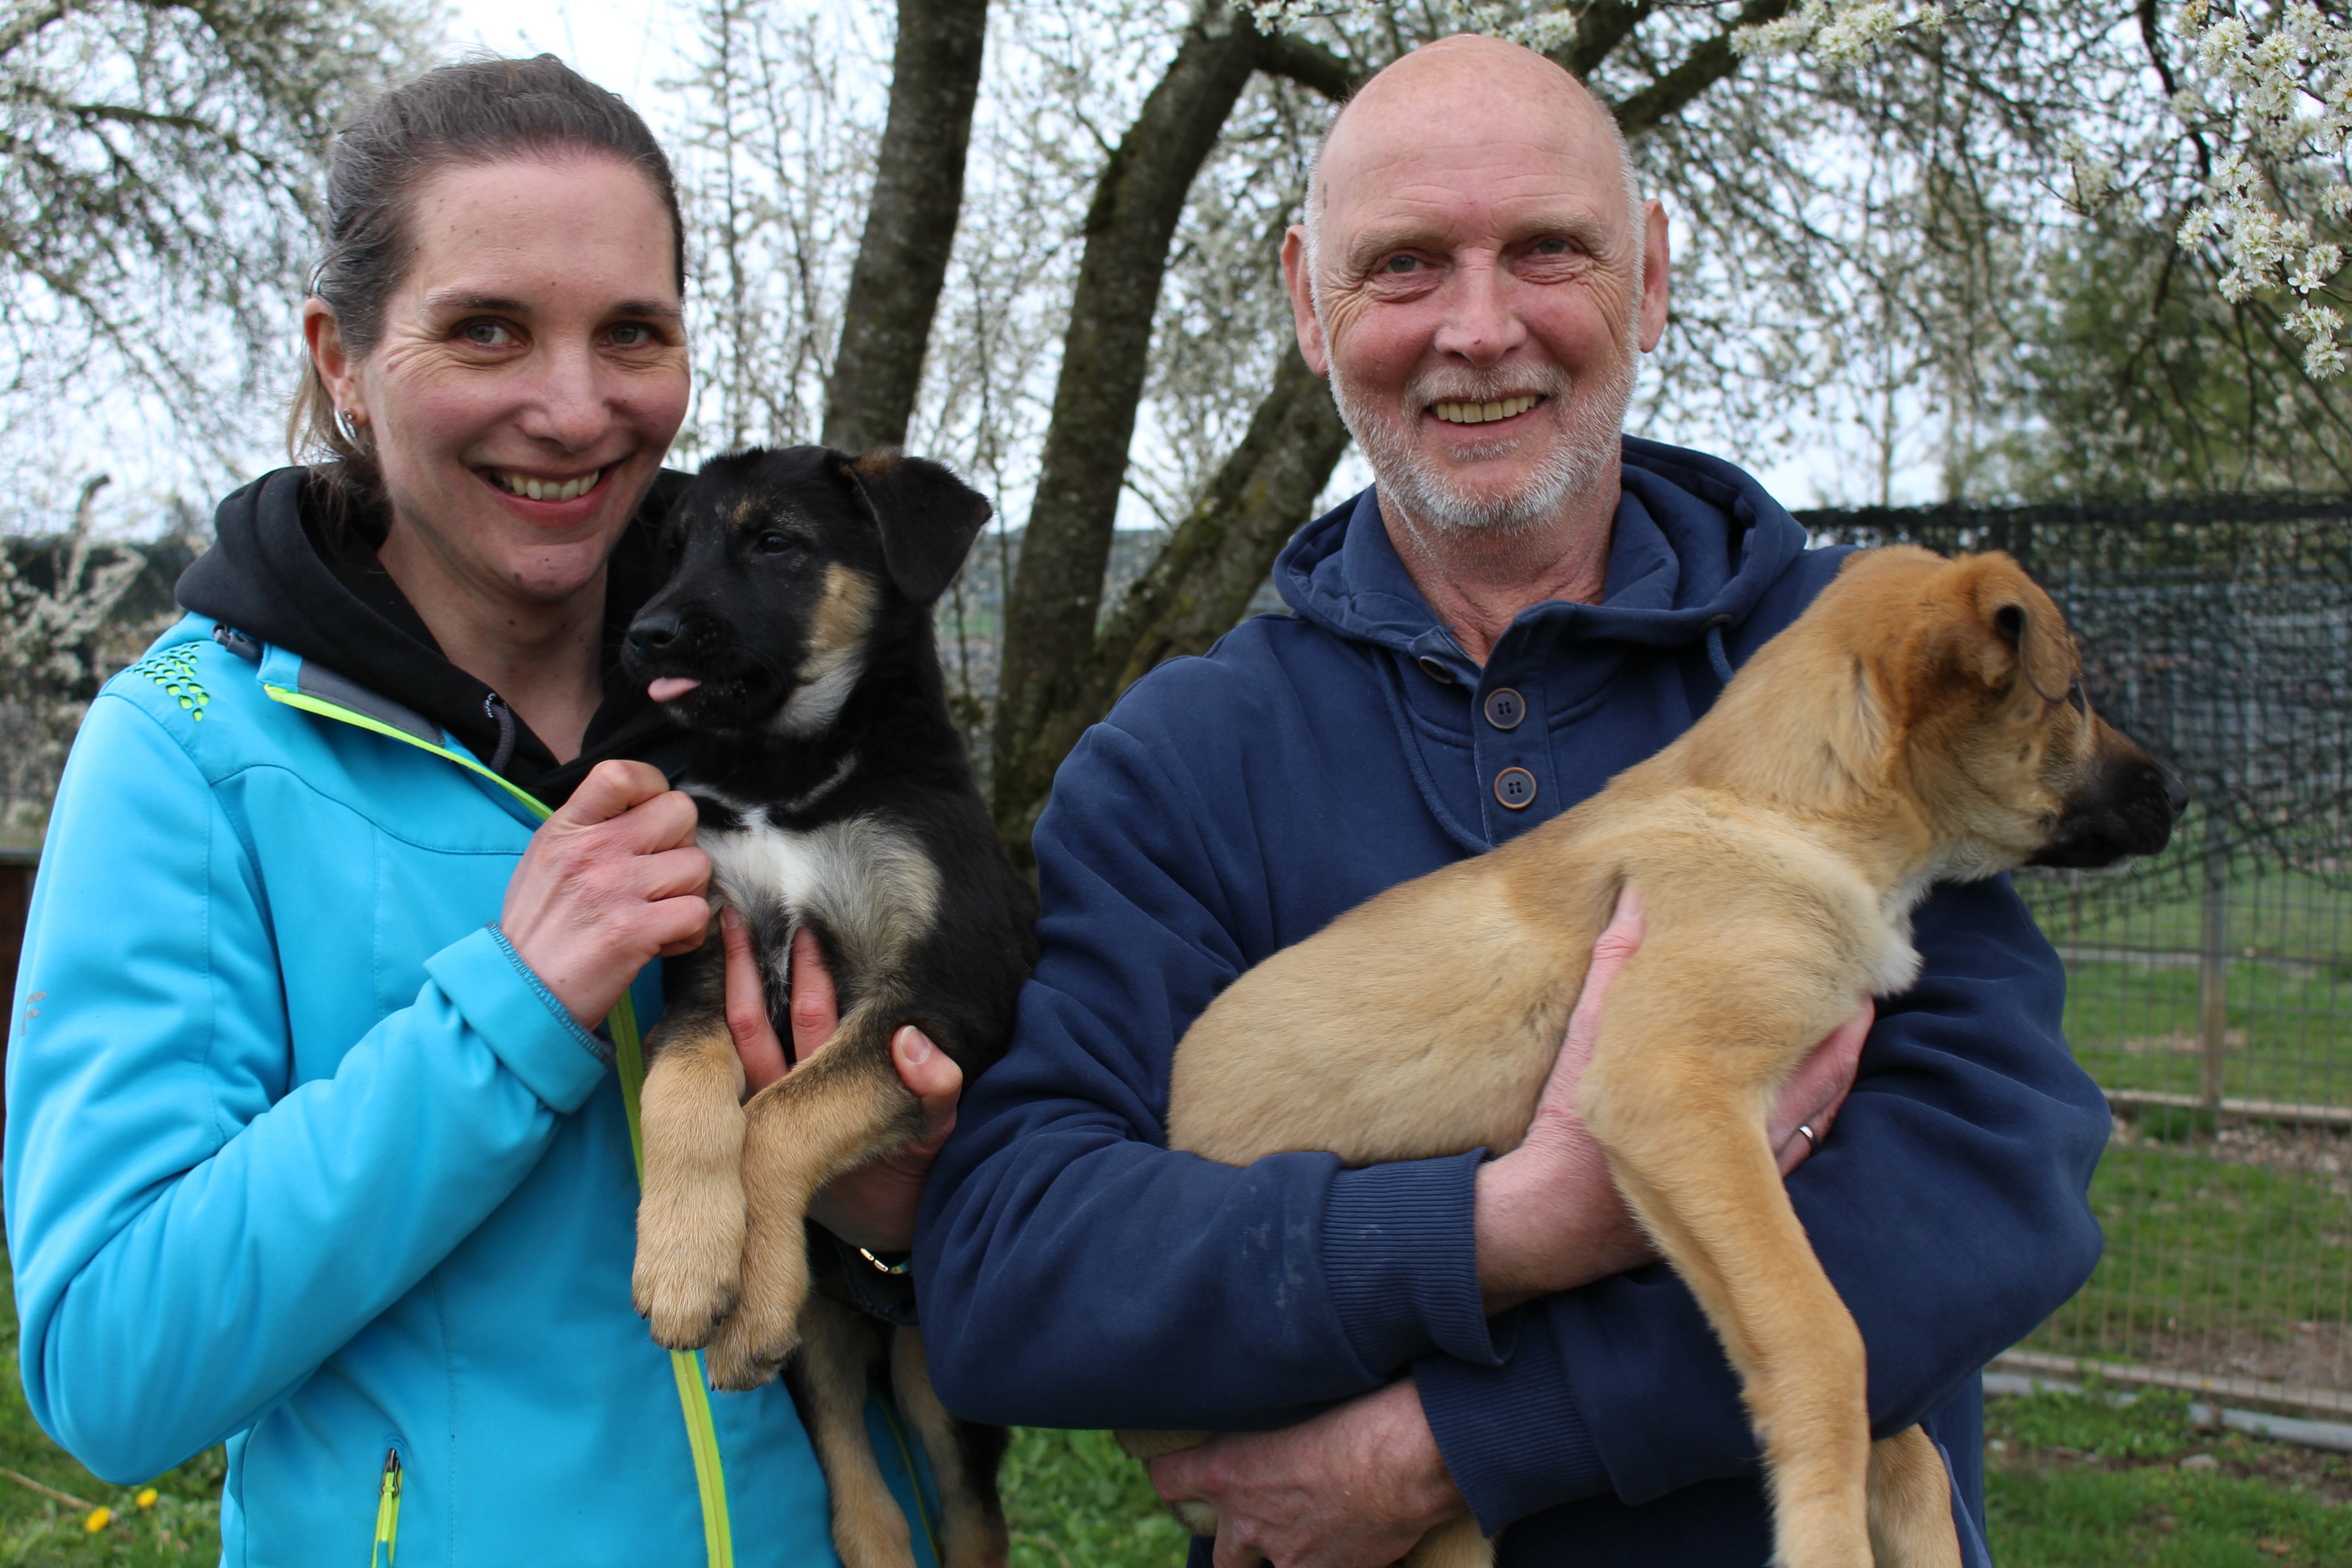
[1431,395,1540,425]
[493,469,601,502]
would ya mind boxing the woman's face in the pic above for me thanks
[307,154,690,606]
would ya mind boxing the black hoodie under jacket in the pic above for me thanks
[177,466,693,807]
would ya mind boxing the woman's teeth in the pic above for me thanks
[490,468,602,502]
[1431,395,1540,425]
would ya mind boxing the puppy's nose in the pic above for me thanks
[627,612,683,659]
[2163,771,2190,820]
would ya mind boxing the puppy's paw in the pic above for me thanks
[701,1218,815,1387]
[633,1178,746,1350]
[703,1309,800,1391]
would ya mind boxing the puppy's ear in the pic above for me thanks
[834,450,992,605]
[1972,559,2075,700]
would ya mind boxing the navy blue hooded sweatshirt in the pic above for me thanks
[915,438,2109,1563]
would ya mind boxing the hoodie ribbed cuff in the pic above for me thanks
[1415,1308,1610,1534]
[1319,1150,1497,1377]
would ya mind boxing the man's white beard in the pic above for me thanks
[1330,344,1637,538]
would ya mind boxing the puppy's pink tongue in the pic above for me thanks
[648,677,702,702]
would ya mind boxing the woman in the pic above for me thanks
[3,55,958,1565]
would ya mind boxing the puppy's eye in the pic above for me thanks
[755,531,794,556]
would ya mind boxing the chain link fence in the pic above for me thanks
[1800,497,2352,1417]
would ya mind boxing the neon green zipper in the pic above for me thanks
[268,684,737,1568]
[370,1449,400,1567]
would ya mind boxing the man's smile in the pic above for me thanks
[1428,394,1545,425]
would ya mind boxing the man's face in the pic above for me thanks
[1285,59,1669,536]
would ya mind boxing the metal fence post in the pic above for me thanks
[2196,803,2230,1114]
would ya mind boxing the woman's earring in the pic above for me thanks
[335,406,365,443]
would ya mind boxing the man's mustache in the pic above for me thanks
[1402,366,1574,411]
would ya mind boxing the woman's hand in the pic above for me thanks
[1473,885,1871,1311]
[1147,1379,1468,1568]
[500,761,710,1029]
[718,909,963,1252]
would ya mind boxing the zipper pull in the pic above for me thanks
[371,1447,401,1567]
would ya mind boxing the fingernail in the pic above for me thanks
[721,907,740,931]
[900,1027,933,1065]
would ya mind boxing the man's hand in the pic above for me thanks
[719,910,962,1252]
[1473,885,1873,1311]
[1148,1380,1469,1568]
[500,761,710,1028]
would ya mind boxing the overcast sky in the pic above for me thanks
[451,0,697,130]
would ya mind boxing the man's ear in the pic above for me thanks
[1638,198,1670,354]
[834,450,992,605]
[1281,225,1329,377]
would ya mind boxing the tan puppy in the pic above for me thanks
[1121,548,2182,1568]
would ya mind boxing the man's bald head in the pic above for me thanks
[1275,29,1669,545]
[1305,35,1641,281]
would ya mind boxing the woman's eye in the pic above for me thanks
[756,531,794,555]
[459,320,513,347]
[610,322,653,347]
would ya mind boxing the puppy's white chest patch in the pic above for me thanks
[699,811,942,982]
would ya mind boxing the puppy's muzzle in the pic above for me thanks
[2030,730,2188,869]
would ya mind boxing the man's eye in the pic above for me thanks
[755,531,794,555]
[1382,254,1422,274]
[1533,238,1569,255]
[460,320,513,346]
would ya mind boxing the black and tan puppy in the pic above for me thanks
[623,446,1036,1568]
[1123,547,2184,1568]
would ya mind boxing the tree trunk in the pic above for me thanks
[997,343,1351,860]
[986,2,1267,846]
[821,0,989,454]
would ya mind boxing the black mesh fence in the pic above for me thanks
[1800,497,2352,1415]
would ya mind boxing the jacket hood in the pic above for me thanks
[176,466,692,802]
[1274,436,1811,679]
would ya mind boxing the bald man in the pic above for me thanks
[918,36,2098,1568]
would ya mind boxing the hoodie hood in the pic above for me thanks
[1275,436,1811,680]
[176,466,692,804]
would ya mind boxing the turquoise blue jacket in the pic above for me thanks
[5,615,935,1566]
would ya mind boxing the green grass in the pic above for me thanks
[2028,1138,2352,1357]
[1985,1387,2352,1567]
[2060,958,2352,1106]
[1003,1428,1187,1567]
[0,1283,223,1564]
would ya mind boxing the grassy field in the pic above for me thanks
[2012,858,2352,1376]
[5,1372,2350,1566]
[1984,1384,2352,1567]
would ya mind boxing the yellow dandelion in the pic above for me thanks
[82,1507,111,1532]
[135,1487,158,1509]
